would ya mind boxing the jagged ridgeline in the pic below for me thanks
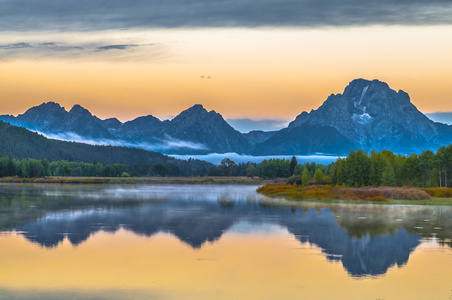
[259,79,452,155]
[0,121,212,173]
[2,78,452,156]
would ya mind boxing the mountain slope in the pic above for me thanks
[0,102,114,139]
[0,121,213,171]
[165,104,251,154]
[257,79,450,155]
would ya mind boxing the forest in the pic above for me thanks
[2,144,452,189]
[257,145,452,188]
[0,154,260,178]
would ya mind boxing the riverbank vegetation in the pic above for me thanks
[258,145,452,188]
[257,184,452,204]
[256,145,452,203]
[3,140,452,191]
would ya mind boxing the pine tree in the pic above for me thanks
[289,156,298,176]
[293,164,304,176]
[6,155,15,176]
[246,164,256,178]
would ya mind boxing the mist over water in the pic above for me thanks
[38,131,208,151]
[170,153,342,164]
[26,128,343,164]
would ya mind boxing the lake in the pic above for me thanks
[0,183,451,299]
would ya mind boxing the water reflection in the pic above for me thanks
[0,183,451,278]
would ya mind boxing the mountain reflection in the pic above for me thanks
[1,184,451,277]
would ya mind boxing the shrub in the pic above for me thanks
[287,175,302,185]
[434,189,446,198]
[371,196,387,202]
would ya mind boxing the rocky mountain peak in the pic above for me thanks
[283,78,441,154]
[122,115,162,129]
[171,104,215,125]
[343,79,388,97]
[178,104,207,115]
[69,104,92,117]
[23,101,66,116]
[291,79,417,127]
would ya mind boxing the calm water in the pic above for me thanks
[0,183,451,299]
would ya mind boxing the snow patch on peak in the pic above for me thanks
[354,86,369,108]
[352,112,372,125]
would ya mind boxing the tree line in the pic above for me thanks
[3,143,452,186]
[255,144,452,188]
[0,155,214,178]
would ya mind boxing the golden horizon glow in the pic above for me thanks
[1,26,452,122]
[0,230,451,299]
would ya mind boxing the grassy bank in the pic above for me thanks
[257,184,452,205]
[0,176,265,185]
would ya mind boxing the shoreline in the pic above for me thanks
[257,184,452,206]
[0,176,266,185]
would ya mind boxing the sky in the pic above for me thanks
[1,0,452,128]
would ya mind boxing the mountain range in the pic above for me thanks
[2,78,451,156]
[0,120,213,175]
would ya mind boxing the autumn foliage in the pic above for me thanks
[257,184,431,201]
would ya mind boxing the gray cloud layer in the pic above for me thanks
[0,41,166,61]
[226,118,289,133]
[426,112,452,125]
[95,44,138,52]
[1,0,451,31]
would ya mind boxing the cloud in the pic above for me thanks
[0,40,166,61]
[95,44,138,52]
[226,118,290,133]
[170,152,342,165]
[1,0,451,31]
[425,112,452,125]
[0,42,32,49]
[36,131,208,151]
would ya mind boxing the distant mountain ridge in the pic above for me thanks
[2,78,452,155]
[0,102,251,154]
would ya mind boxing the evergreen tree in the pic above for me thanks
[335,159,346,186]
[153,163,166,177]
[289,156,298,176]
[246,164,256,178]
[6,155,15,176]
[293,164,304,176]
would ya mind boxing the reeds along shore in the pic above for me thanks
[257,184,452,203]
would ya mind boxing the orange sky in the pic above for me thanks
[1,26,452,121]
